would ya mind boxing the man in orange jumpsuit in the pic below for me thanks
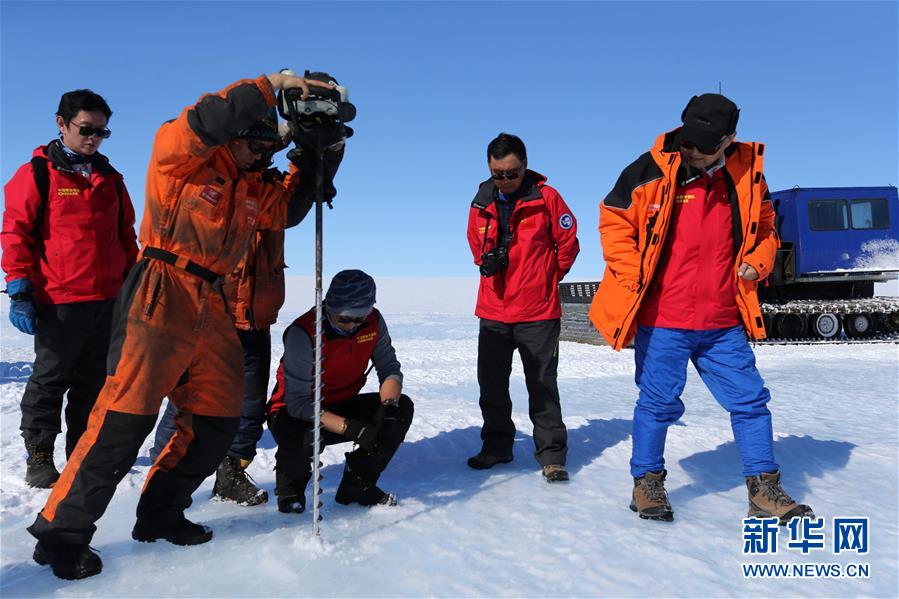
[27,72,331,580]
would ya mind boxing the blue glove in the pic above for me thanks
[6,278,37,335]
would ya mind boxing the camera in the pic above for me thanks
[479,246,508,277]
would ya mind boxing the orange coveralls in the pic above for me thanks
[29,76,301,544]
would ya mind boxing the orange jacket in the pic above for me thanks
[589,130,778,350]
[139,75,299,276]
[226,229,286,330]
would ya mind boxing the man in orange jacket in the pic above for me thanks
[589,94,814,524]
[149,138,346,506]
[27,72,331,581]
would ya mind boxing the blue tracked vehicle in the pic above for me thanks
[560,186,899,344]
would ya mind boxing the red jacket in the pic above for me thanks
[467,171,580,323]
[1,142,139,305]
[267,308,380,416]
[636,165,741,329]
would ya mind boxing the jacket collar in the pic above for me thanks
[471,169,547,209]
[40,139,119,176]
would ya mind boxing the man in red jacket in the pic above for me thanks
[267,270,413,512]
[466,133,579,482]
[2,89,138,488]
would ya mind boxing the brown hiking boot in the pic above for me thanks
[747,470,814,525]
[630,470,673,522]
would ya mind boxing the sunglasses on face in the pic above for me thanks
[490,166,524,181]
[335,315,367,325]
[679,138,725,156]
[72,123,111,139]
[247,140,274,156]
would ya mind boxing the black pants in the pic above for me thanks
[151,327,271,462]
[477,318,567,466]
[20,299,115,456]
[268,393,414,499]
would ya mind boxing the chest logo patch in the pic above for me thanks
[199,186,223,206]
[57,187,80,197]
[356,332,376,344]
[558,213,574,230]
[675,193,696,204]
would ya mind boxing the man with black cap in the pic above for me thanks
[589,94,815,524]
[27,72,332,580]
[266,269,413,513]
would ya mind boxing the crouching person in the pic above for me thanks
[267,269,413,513]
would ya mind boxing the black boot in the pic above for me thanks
[467,449,513,470]
[25,444,60,489]
[212,456,268,506]
[274,466,307,514]
[335,460,396,507]
[132,514,213,546]
[33,542,102,580]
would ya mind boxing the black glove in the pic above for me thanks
[343,419,380,452]
[372,400,401,428]
[479,246,508,277]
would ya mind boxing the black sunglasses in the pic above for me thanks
[72,123,112,139]
[491,166,524,181]
[679,138,726,156]
[335,315,367,325]
[247,140,274,156]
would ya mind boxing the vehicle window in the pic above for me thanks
[808,200,848,230]
[850,198,889,230]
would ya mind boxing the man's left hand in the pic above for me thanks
[738,263,759,281]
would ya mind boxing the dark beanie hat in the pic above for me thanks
[325,270,376,317]
[236,107,279,142]
[678,93,740,149]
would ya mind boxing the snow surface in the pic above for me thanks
[1,277,897,598]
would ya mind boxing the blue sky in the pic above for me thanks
[2,1,896,280]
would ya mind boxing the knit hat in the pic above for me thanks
[324,270,376,317]
[236,107,279,142]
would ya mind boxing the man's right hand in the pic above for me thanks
[266,72,334,99]
[6,278,37,335]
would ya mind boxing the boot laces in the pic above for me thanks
[757,477,795,507]
[233,467,262,495]
[30,450,54,466]
[642,477,668,503]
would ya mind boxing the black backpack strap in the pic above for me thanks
[29,156,50,257]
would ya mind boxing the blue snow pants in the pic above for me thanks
[631,325,779,478]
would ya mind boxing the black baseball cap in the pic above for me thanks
[678,93,740,149]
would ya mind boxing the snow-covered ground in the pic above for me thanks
[1,277,897,597]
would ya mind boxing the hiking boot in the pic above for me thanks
[542,464,570,483]
[132,515,213,545]
[33,541,102,580]
[335,462,397,507]
[277,495,306,514]
[26,445,60,489]
[630,470,674,522]
[466,450,513,470]
[212,456,268,506]
[747,470,815,525]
